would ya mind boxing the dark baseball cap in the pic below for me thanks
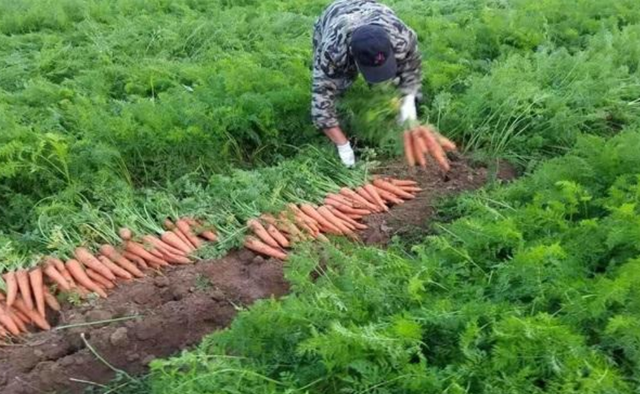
[351,24,397,83]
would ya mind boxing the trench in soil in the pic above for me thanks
[0,157,517,394]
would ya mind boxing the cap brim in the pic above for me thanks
[356,55,397,84]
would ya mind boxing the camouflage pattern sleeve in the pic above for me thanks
[396,29,423,98]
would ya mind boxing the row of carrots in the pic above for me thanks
[242,177,422,260]
[0,177,420,340]
[0,218,217,339]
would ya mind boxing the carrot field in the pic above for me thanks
[1,0,640,393]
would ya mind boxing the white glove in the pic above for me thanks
[336,141,355,167]
[398,93,418,126]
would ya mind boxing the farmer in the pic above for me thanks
[312,0,422,167]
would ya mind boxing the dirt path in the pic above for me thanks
[0,157,515,394]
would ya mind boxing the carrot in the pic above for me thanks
[176,220,203,249]
[16,270,34,311]
[142,235,185,258]
[263,214,303,239]
[247,219,281,249]
[317,234,330,243]
[9,308,28,332]
[374,186,404,205]
[326,208,356,231]
[74,247,116,281]
[123,251,149,270]
[0,304,21,336]
[65,259,108,298]
[29,268,45,318]
[97,256,133,280]
[324,199,371,216]
[119,227,133,241]
[12,297,50,330]
[244,236,288,260]
[421,126,450,172]
[363,184,389,211]
[42,286,61,312]
[355,187,381,211]
[43,262,71,292]
[267,224,290,249]
[172,229,194,251]
[326,193,355,207]
[340,188,379,212]
[300,204,343,234]
[389,179,418,187]
[435,132,457,152]
[288,204,320,227]
[373,179,416,200]
[86,269,115,290]
[3,272,18,307]
[398,186,422,193]
[163,218,176,230]
[329,207,367,230]
[125,241,168,267]
[410,130,427,168]
[160,232,192,255]
[200,230,218,242]
[317,206,353,235]
[403,130,416,167]
[99,245,145,278]
[58,265,77,289]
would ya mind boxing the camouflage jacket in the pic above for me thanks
[312,0,423,130]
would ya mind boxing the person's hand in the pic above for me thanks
[336,141,355,167]
[323,126,355,168]
[398,93,418,127]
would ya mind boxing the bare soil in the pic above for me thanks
[0,157,516,394]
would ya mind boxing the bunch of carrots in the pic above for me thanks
[403,125,457,172]
[0,218,217,340]
[242,177,421,260]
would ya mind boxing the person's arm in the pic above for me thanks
[311,55,355,166]
[396,29,423,127]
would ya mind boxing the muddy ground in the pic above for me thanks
[0,157,516,394]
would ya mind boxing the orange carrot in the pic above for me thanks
[16,269,34,311]
[300,204,343,234]
[7,308,27,333]
[172,229,194,251]
[119,227,133,241]
[163,218,176,230]
[399,186,422,193]
[43,262,71,292]
[435,132,457,152]
[143,235,185,258]
[176,220,203,249]
[65,259,107,298]
[97,256,133,280]
[0,304,21,336]
[355,187,381,211]
[3,272,18,307]
[244,236,288,260]
[373,179,416,200]
[248,219,281,249]
[330,207,367,230]
[74,247,116,281]
[123,251,149,270]
[125,241,168,267]
[160,232,192,254]
[324,198,371,216]
[29,268,45,318]
[99,245,145,278]
[267,224,290,248]
[58,265,77,289]
[363,184,389,211]
[288,204,320,228]
[12,297,50,330]
[0,325,7,338]
[42,286,61,312]
[326,193,355,207]
[389,179,418,187]
[421,126,450,172]
[403,130,416,167]
[317,206,352,235]
[263,214,303,239]
[200,230,218,242]
[374,186,404,205]
[412,130,428,168]
[340,188,379,212]
[326,208,356,231]
[86,269,115,290]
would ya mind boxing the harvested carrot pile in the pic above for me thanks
[0,177,418,340]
